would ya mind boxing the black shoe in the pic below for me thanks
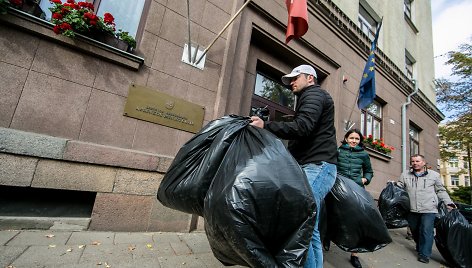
[350,256,362,268]
[418,255,429,263]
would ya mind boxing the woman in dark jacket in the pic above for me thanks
[337,129,373,268]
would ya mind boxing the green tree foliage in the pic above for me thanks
[448,186,472,205]
[435,42,471,118]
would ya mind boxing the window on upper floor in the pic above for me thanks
[449,157,459,168]
[465,176,470,187]
[405,50,416,80]
[450,175,459,186]
[35,0,147,39]
[361,100,382,140]
[358,5,378,42]
[463,157,469,168]
[409,124,420,157]
[404,0,413,19]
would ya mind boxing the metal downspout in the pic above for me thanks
[401,80,418,171]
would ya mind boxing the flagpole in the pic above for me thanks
[344,89,360,131]
[195,0,252,65]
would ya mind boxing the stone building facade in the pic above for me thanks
[0,0,443,231]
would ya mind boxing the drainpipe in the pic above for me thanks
[401,79,418,171]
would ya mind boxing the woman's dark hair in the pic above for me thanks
[341,128,364,147]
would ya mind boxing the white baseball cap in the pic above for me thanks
[281,64,318,85]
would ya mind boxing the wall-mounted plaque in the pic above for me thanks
[124,84,205,133]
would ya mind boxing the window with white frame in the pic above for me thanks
[358,5,378,41]
[409,124,420,157]
[38,0,147,38]
[449,157,459,168]
[404,0,412,19]
[361,101,382,140]
[450,175,459,186]
[465,176,470,187]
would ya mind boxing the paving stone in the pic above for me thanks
[114,232,154,244]
[78,244,132,266]
[66,231,115,245]
[0,230,20,245]
[0,245,28,267]
[6,230,71,246]
[179,232,212,254]
[11,245,83,267]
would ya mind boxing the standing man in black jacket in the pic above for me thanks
[250,64,337,268]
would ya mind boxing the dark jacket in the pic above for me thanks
[264,84,337,165]
[336,143,373,187]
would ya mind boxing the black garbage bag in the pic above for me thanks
[325,175,392,253]
[378,181,410,228]
[204,126,316,267]
[456,202,472,224]
[157,115,249,216]
[435,202,472,268]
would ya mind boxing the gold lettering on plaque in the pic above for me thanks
[123,84,205,133]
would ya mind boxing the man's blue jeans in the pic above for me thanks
[302,162,337,268]
[407,212,436,258]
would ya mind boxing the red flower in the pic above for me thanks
[78,1,94,10]
[66,0,75,3]
[52,12,63,20]
[103,13,114,25]
[53,25,61,34]
[60,22,72,30]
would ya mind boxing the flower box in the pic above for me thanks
[93,33,129,51]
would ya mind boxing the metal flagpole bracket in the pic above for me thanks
[182,43,206,69]
[344,120,355,132]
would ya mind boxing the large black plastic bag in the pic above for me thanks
[157,115,248,216]
[204,126,316,267]
[435,202,472,268]
[325,175,392,253]
[378,181,410,228]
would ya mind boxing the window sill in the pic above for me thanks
[365,146,392,162]
[1,7,144,70]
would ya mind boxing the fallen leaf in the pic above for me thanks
[105,262,111,268]
[49,245,56,248]
[79,245,85,249]
[91,241,102,246]
[45,234,55,238]
[67,248,73,252]
[97,262,102,265]
[146,244,153,249]
[128,246,136,251]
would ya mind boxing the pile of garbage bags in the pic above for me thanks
[378,181,410,228]
[157,115,316,267]
[158,115,392,266]
[435,202,472,268]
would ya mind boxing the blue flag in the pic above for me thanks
[357,20,382,110]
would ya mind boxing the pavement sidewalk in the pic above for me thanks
[1,227,450,268]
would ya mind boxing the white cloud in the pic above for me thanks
[432,0,472,79]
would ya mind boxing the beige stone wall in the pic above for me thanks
[0,0,443,231]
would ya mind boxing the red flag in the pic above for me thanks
[285,0,309,44]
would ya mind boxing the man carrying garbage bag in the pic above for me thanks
[396,154,456,264]
[251,64,337,268]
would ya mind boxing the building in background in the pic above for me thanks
[440,150,471,190]
[0,0,443,231]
